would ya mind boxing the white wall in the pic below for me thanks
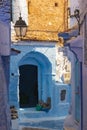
[12,0,28,24]
[68,0,79,28]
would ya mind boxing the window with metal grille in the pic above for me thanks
[60,89,66,101]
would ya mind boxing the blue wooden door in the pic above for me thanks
[19,65,38,108]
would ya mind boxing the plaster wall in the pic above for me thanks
[0,0,10,24]
[63,35,84,130]
[82,65,87,130]
[0,56,11,130]
[12,0,28,24]
[68,49,77,119]
[0,1,11,129]
[63,46,81,130]
[68,0,79,28]
[79,0,87,129]
[79,1,87,130]
[79,0,87,13]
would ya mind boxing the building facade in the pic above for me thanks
[0,0,11,130]
[10,0,72,129]
[79,0,87,129]
[12,0,68,41]
[63,0,87,130]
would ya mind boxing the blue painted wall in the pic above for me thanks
[63,40,82,130]
[9,41,71,117]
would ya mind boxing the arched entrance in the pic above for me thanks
[18,51,52,108]
[19,64,38,108]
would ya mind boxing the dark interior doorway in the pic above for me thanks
[19,64,38,108]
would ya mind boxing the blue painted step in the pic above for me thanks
[19,108,49,118]
[18,108,65,130]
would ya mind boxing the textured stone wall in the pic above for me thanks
[26,0,68,41]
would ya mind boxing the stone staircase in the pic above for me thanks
[19,108,47,118]
[18,108,65,130]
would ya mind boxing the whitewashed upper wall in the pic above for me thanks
[78,0,87,35]
[79,0,87,24]
[12,0,28,24]
[79,0,87,13]
[69,0,79,13]
[68,0,79,28]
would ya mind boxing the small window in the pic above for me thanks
[60,90,66,101]
[55,2,58,7]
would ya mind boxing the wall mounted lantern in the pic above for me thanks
[14,14,27,40]
[68,8,80,35]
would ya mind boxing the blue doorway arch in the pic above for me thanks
[18,51,52,107]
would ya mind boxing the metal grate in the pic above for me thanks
[60,89,66,101]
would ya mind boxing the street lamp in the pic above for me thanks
[14,14,27,40]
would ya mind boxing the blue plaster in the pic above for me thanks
[9,41,71,117]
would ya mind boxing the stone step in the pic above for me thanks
[21,127,50,130]
[19,117,64,130]
[19,108,48,118]
[18,108,65,130]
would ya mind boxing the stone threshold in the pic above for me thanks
[22,127,50,130]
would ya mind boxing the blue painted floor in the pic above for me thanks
[19,108,65,130]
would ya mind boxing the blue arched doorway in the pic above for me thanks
[18,51,52,108]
